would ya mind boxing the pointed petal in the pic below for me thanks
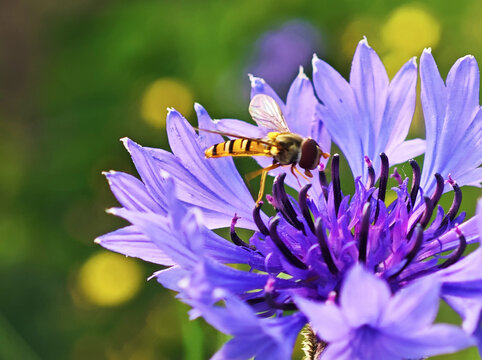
[285,68,319,138]
[104,171,165,213]
[95,225,174,266]
[313,55,364,179]
[385,138,425,165]
[380,277,441,333]
[350,38,389,157]
[381,58,418,157]
[249,75,286,114]
[294,296,350,342]
[381,324,474,358]
[166,109,255,212]
[340,265,391,328]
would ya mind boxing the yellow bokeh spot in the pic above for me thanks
[140,78,193,128]
[382,4,441,55]
[78,252,143,307]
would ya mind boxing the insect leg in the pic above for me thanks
[257,163,281,204]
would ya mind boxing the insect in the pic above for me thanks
[203,94,330,204]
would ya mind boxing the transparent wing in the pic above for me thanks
[248,94,290,132]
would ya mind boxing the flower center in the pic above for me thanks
[231,153,467,302]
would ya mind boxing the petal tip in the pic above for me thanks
[106,207,117,215]
[120,137,134,152]
[359,36,370,48]
[94,237,101,244]
[298,65,308,79]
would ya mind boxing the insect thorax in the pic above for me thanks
[271,133,303,165]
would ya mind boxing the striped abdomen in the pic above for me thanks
[205,138,272,158]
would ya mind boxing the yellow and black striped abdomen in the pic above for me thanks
[205,138,272,158]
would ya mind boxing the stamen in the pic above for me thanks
[378,153,389,203]
[389,224,424,280]
[253,202,269,236]
[430,173,444,207]
[438,176,462,230]
[375,153,389,221]
[264,278,297,311]
[230,214,250,248]
[446,176,462,221]
[419,196,434,229]
[364,156,375,189]
[269,217,308,269]
[438,226,466,269]
[273,173,304,232]
[358,203,371,263]
[315,218,338,275]
[299,184,315,234]
[391,167,403,186]
[331,154,341,216]
[318,164,329,201]
[409,159,421,209]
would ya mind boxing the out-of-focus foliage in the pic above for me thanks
[0,0,480,359]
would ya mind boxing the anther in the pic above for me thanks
[419,196,434,229]
[375,153,389,222]
[299,184,315,234]
[446,175,462,221]
[430,173,444,207]
[264,278,298,311]
[331,154,341,216]
[273,173,304,232]
[378,153,389,203]
[253,202,269,236]
[315,218,339,275]
[438,176,462,230]
[358,203,371,263]
[391,167,403,186]
[230,214,250,248]
[409,159,421,209]
[389,224,424,280]
[269,217,308,269]
[438,226,466,269]
[364,156,375,189]
[318,164,329,201]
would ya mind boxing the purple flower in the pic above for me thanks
[313,38,424,182]
[295,265,473,360]
[97,39,482,359]
[247,20,322,94]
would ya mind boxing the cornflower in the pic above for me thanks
[97,39,482,359]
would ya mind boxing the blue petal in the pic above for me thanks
[420,50,482,193]
[340,264,391,328]
[294,296,350,342]
[124,137,258,230]
[381,59,422,160]
[249,74,287,114]
[103,170,165,213]
[191,295,305,360]
[313,39,420,182]
[313,54,364,179]
[379,277,441,334]
[166,109,257,214]
[378,324,474,358]
[350,38,389,159]
[95,225,174,266]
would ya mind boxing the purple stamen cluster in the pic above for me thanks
[230,153,467,308]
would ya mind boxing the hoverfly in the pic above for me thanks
[202,94,330,204]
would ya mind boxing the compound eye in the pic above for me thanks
[299,139,322,170]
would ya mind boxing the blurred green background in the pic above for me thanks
[0,0,481,359]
